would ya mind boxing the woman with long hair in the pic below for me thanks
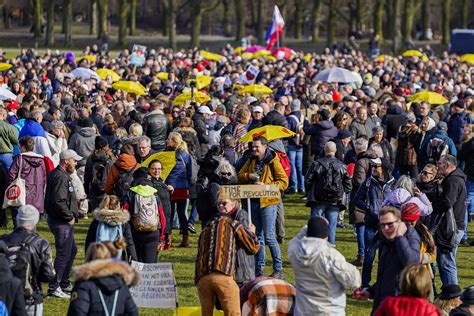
[165,132,193,247]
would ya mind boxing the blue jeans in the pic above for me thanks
[310,203,340,244]
[361,226,378,288]
[437,230,464,286]
[356,223,365,257]
[288,144,304,192]
[251,201,282,272]
[463,180,474,240]
[188,199,197,226]
[0,153,13,173]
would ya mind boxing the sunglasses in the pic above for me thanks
[220,172,232,176]
[218,201,229,206]
[379,221,399,229]
[421,171,434,176]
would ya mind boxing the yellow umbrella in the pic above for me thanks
[409,91,448,105]
[189,75,213,90]
[402,50,429,61]
[141,151,176,181]
[199,50,223,62]
[172,91,211,105]
[304,54,312,62]
[241,84,273,95]
[0,63,12,72]
[75,55,97,63]
[460,54,474,64]
[233,47,244,55]
[157,72,169,80]
[112,81,146,95]
[253,50,271,58]
[97,68,121,82]
[241,52,254,59]
[265,55,277,62]
[240,125,296,142]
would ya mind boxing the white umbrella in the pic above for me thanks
[0,86,17,101]
[70,67,101,82]
[314,67,360,83]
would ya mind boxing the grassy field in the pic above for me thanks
[1,195,473,315]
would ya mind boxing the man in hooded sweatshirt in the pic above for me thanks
[68,117,97,180]
[288,216,360,315]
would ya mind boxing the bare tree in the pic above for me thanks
[294,0,303,39]
[32,0,41,39]
[311,0,322,43]
[402,0,421,44]
[257,0,264,43]
[162,0,168,36]
[441,0,451,45]
[461,0,470,28]
[234,0,245,41]
[168,0,177,50]
[326,0,337,47]
[190,0,220,47]
[129,0,137,35]
[222,0,232,37]
[391,0,401,52]
[90,0,97,35]
[374,0,384,42]
[97,0,108,39]
[421,0,430,40]
[45,0,56,45]
[118,0,128,46]
[63,0,72,46]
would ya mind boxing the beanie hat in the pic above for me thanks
[133,167,149,180]
[400,203,420,222]
[461,286,474,305]
[16,205,40,227]
[307,217,329,239]
[440,284,462,300]
[291,99,301,111]
[337,128,352,140]
[95,136,109,150]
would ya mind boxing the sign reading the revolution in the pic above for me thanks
[130,261,177,308]
[219,184,280,200]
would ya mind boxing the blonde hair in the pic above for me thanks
[85,243,111,262]
[434,297,461,314]
[129,123,143,137]
[399,264,432,299]
[115,127,128,139]
[99,195,121,211]
[168,132,188,152]
[103,239,127,258]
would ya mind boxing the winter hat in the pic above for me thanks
[406,113,416,123]
[461,286,474,305]
[426,117,436,131]
[437,121,448,130]
[401,203,420,222]
[291,99,301,111]
[337,128,352,140]
[318,109,331,121]
[133,167,149,180]
[307,216,329,239]
[80,117,94,128]
[440,284,462,300]
[95,136,108,150]
[16,205,40,227]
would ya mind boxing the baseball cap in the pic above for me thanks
[60,149,82,161]
[198,105,213,115]
[252,106,263,113]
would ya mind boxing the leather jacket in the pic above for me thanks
[142,110,171,151]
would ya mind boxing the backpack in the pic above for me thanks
[275,151,291,178]
[196,178,216,223]
[90,159,111,193]
[6,234,37,302]
[314,160,343,202]
[427,137,449,163]
[114,164,138,200]
[289,115,305,146]
[131,187,159,232]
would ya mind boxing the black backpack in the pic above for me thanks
[196,178,215,223]
[427,137,449,163]
[5,234,37,303]
[90,159,111,193]
[314,160,343,202]
[114,164,138,200]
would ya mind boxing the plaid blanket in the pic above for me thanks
[241,277,296,316]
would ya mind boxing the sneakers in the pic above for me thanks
[61,284,74,293]
[48,287,70,299]
[270,270,285,280]
[188,223,197,234]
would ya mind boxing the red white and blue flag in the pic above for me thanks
[265,5,285,50]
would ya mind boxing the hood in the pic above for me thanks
[130,185,157,197]
[0,257,12,284]
[318,120,335,130]
[79,127,96,138]
[94,208,130,226]
[174,126,197,135]
[20,152,45,168]
[261,148,277,164]
[387,105,403,115]
[73,259,140,287]
[449,168,467,181]
[290,227,330,266]
[433,129,448,139]
[382,188,411,207]
[115,153,137,170]
[399,124,418,136]
[269,139,286,153]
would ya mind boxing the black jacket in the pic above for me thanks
[150,178,172,235]
[433,168,467,231]
[459,137,474,181]
[142,110,171,151]
[84,151,114,210]
[45,166,78,222]
[67,259,139,316]
[262,110,288,128]
[305,156,352,206]
[192,112,209,156]
[85,208,137,262]
[0,256,26,315]
[303,120,338,158]
[1,228,55,305]
[382,105,406,141]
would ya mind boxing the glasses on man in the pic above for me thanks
[421,170,434,176]
[150,167,162,171]
[379,221,399,229]
[220,172,232,176]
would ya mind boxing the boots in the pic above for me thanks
[163,234,172,250]
[179,235,190,248]
[351,255,364,267]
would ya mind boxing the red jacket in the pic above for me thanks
[374,296,441,316]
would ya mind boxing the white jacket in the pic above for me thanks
[288,227,361,316]
[46,132,67,167]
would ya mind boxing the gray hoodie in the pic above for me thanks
[68,127,97,166]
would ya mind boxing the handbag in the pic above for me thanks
[3,155,26,209]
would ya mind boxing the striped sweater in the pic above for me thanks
[195,214,260,284]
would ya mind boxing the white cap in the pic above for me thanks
[246,96,258,105]
[80,84,89,91]
[252,106,263,113]
[198,105,213,115]
[60,149,82,161]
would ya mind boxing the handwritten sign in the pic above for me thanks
[130,261,177,308]
[219,184,280,200]
[130,44,147,66]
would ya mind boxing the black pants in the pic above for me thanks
[132,230,160,263]
[171,199,188,236]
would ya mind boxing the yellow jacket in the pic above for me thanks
[238,151,289,208]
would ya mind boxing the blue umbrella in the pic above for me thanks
[314,67,360,83]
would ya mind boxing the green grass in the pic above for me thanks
[1,196,474,315]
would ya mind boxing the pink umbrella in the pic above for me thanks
[244,45,267,53]
[272,47,295,60]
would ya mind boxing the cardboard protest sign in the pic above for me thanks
[218,184,280,200]
[130,44,147,66]
[130,261,177,308]
[239,65,260,84]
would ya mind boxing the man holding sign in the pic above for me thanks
[238,136,289,279]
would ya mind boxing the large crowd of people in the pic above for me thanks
[0,42,471,315]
